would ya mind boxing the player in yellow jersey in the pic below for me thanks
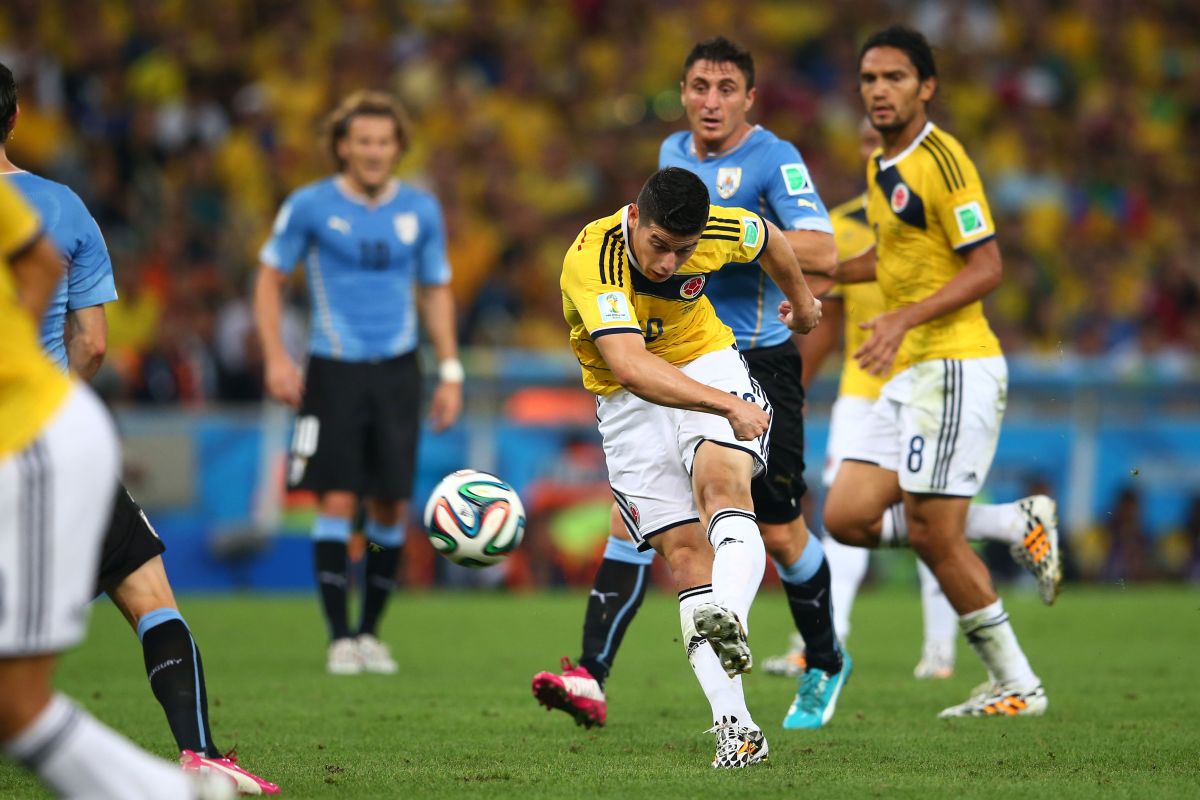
[821,27,1061,719]
[0,181,229,799]
[548,167,821,768]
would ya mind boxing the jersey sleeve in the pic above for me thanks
[258,190,311,273]
[708,206,770,267]
[415,195,452,286]
[64,194,117,310]
[761,140,834,234]
[561,234,640,338]
[0,179,42,260]
[929,147,996,252]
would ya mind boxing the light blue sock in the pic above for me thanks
[136,607,186,642]
[312,514,352,542]
[602,535,655,566]
[365,519,405,548]
[775,532,826,585]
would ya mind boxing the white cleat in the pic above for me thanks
[913,640,956,680]
[693,603,751,678]
[1011,495,1062,605]
[356,634,399,674]
[762,633,807,678]
[707,716,768,768]
[938,681,1048,718]
[327,637,364,675]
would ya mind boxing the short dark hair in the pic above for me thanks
[682,36,755,90]
[859,26,937,81]
[0,63,16,143]
[636,168,710,237]
[323,90,412,171]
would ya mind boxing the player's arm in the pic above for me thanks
[855,239,1001,376]
[416,282,462,432]
[9,235,63,321]
[797,295,844,390]
[593,332,768,441]
[253,264,303,408]
[758,219,822,334]
[65,305,108,380]
[833,246,877,284]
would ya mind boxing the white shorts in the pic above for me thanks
[0,385,119,656]
[597,347,769,551]
[842,356,1007,497]
[822,394,877,487]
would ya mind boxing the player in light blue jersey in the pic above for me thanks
[0,63,278,794]
[255,90,463,676]
[534,37,851,734]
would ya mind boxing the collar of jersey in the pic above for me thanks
[686,124,762,161]
[334,176,400,208]
[620,205,640,271]
[878,121,935,171]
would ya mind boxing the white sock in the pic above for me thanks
[4,694,193,799]
[679,586,753,728]
[960,600,1038,687]
[916,559,958,648]
[823,532,869,642]
[706,508,765,632]
[881,503,1025,547]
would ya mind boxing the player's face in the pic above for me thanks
[627,204,701,282]
[338,114,401,194]
[859,47,935,134]
[680,59,755,153]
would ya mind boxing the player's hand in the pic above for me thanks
[726,397,771,441]
[264,354,304,408]
[855,308,912,376]
[778,297,822,334]
[428,380,463,433]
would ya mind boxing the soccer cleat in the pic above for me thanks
[531,657,607,728]
[913,640,955,680]
[937,682,1048,718]
[707,716,768,768]
[356,633,399,674]
[762,633,807,678]
[782,651,852,729]
[692,603,751,678]
[1010,495,1062,605]
[181,749,280,796]
[327,637,363,675]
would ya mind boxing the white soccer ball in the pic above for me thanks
[422,469,526,568]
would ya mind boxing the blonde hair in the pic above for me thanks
[324,90,412,170]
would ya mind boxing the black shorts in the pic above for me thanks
[95,484,166,596]
[288,352,421,500]
[743,340,807,524]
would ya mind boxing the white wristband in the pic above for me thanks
[438,358,465,383]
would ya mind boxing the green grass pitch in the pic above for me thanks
[2,584,1196,798]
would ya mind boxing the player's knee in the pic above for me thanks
[694,477,752,519]
[319,492,357,519]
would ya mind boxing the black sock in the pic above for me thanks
[141,614,220,757]
[314,540,352,640]
[358,545,400,637]
[577,558,649,687]
[782,559,843,674]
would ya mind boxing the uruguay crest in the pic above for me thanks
[716,167,742,200]
[393,212,419,244]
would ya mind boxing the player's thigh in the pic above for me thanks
[95,484,167,598]
[895,357,1007,497]
[107,556,178,629]
[288,356,370,495]
[743,341,807,525]
[823,460,901,544]
[691,440,756,522]
[368,351,421,502]
[609,503,634,541]
[597,390,697,554]
[0,386,117,658]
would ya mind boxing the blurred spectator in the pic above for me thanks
[1102,486,1158,583]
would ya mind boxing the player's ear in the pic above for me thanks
[744,86,756,113]
[919,76,937,103]
[628,203,639,230]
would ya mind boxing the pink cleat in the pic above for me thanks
[181,748,280,796]
[531,657,607,728]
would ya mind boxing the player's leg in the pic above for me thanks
[355,497,406,675]
[913,558,957,679]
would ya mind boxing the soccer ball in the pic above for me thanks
[423,469,526,568]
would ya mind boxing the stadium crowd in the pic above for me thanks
[2,0,1198,404]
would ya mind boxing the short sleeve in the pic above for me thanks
[416,196,452,286]
[259,191,310,273]
[761,140,834,235]
[0,180,42,259]
[930,149,996,252]
[562,237,640,338]
[65,196,117,310]
[708,207,770,266]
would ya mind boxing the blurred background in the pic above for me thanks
[3,0,1198,591]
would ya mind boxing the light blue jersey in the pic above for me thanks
[5,171,117,370]
[260,177,451,361]
[660,126,833,350]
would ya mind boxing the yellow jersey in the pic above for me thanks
[0,180,71,458]
[561,204,768,395]
[866,122,1002,370]
[828,194,887,400]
